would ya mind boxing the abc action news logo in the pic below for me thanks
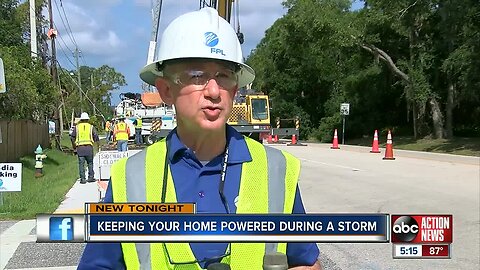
[391,215,453,243]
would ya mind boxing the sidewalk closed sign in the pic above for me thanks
[99,151,130,166]
[94,150,141,180]
[0,58,6,93]
[0,163,22,192]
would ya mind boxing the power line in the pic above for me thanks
[54,0,88,68]
[57,61,106,121]
[56,40,76,69]
[53,0,76,48]
[79,51,88,66]
[58,0,79,47]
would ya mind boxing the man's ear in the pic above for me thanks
[155,77,174,105]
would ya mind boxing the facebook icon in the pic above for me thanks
[49,217,73,241]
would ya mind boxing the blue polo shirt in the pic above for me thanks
[78,125,319,269]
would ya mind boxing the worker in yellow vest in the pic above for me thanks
[113,115,130,152]
[72,112,99,184]
[79,8,321,270]
[105,119,113,143]
[133,114,143,145]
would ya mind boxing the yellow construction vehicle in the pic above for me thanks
[200,0,272,141]
[228,89,271,141]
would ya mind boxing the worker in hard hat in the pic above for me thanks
[71,112,99,184]
[104,118,113,143]
[133,114,143,145]
[79,7,321,270]
[113,115,130,151]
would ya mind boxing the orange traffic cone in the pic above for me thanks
[267,134,273,144]
[370,130,381,153]
[383,130,395,160]
[331,129,340,149]
[291,134,297,145]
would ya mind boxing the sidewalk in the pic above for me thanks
[0,179,100,270]
[0,146,145,270]
[54,179,101,213]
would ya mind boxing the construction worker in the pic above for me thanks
[71,112,99,184]
[105,119,113,143]
[133,114,143,145]
[113,115,130,152]
[78,8,321,270]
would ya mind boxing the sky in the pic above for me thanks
[51,0,364,106]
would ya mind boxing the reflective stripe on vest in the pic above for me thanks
[75,123,93,146]
[115,123,129,141]
[110,136,300,270]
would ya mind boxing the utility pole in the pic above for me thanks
[29,0,37,58]
[75,47,83,112]
[48,0,62,148]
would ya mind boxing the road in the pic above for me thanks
[1,143,478,269]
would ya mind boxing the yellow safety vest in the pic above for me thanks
[110,137,300,270]
[105,121,112,132]
[135,118,143,129]
[115,122,129,141]
[75,123,93,146]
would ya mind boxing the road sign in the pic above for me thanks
[0,58,6,93]
[0,163,22,192]
[340,103,350,115]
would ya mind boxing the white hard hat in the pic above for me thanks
[80,112,90,120]
[139,7,255,88]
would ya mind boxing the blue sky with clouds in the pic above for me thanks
[52,0,363,106]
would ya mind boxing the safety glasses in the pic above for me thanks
[167,69,238,90]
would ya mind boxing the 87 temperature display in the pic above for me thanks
[393,244,450,259]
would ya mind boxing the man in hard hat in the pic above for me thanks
[113,115,130,152]
[79,7,321,270]
[104,118,113,143]
[133,114,143,145]
[71,112,99,184]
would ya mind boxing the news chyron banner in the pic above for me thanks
[391,215,453,259]
[37,203,389,243]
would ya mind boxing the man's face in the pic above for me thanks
[155,60,238,132]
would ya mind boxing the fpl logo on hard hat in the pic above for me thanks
[204,32,219,47]
[204,32,225,56]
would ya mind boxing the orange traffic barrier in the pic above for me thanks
[383,130,395,160]
[370,130,381,153]
[331,129,340,149]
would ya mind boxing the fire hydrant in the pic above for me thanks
[34,145,47,178]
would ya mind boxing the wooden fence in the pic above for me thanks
[0,120,50,162]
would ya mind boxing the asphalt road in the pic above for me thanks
[287,143,479,270]
[1,143,478,270]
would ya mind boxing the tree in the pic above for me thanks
[58,64,126,128]
[0,0,58,120]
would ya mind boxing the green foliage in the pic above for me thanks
[0,0,125,126]
[0,46,58,120]
[0,147,78,220]
[248,0,480,140]
[0,0,22,46]
[313,116,339,142]
[59,65,126,126]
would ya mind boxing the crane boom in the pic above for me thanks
[200,0,232,22]
[147,0,163,65]
[200,0,243,43]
